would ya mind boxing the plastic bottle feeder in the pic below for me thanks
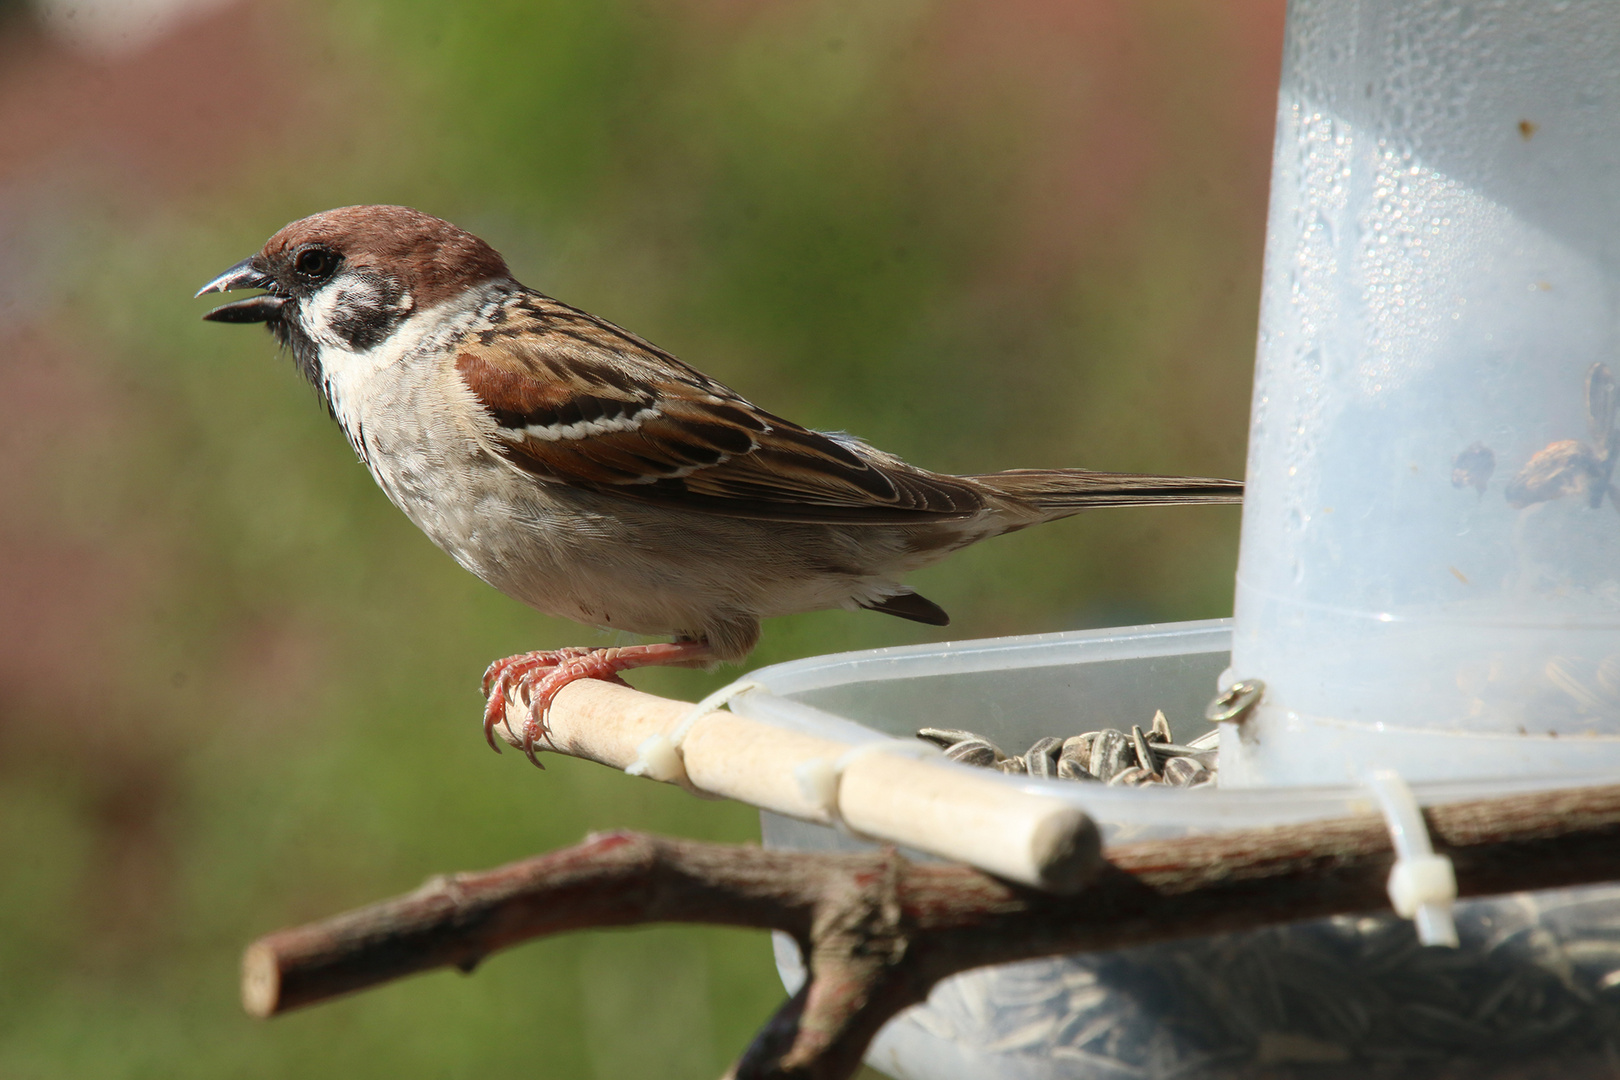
[740,2,1620,1076]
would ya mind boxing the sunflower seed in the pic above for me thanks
[1091,729,1132,782]
[1131,725,1158,776]
[944,738,1000,767]
[916,727,984,749]
[1061,734,1097,775]
[1057,756,1094,782]
[1023,736,1063,779]
[1163,756,1209,787]
[1108,766,1155,787]
[1151,742,1216,762]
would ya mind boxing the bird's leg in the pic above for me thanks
[482,641,714,767]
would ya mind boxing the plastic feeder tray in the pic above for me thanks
[733,619,1620,1080]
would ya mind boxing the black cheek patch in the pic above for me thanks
[327,276,410,352]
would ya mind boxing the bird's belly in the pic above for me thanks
[371,448,943,636]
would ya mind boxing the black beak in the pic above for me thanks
[196,258,285,323]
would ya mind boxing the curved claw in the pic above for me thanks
[522,722,546,769]
[481,658,505,698]
[482,681,507,754]
[515,670,550,769]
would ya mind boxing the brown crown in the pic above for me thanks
[262,205,511,308]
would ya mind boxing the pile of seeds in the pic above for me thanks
[903,886,1620,1077]
[916,710,1217,788]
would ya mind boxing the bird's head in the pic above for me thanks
[197,205,511,388]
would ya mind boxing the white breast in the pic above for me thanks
[307,288,522,576]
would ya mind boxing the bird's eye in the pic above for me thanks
[294,247,339,281]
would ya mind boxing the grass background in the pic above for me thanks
[0,0,1278,1075]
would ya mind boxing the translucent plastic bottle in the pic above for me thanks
[1226,0,1620,785]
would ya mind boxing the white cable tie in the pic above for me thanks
[624,679,764,787]
[1366,768,1459,947]
[793,739,940,835]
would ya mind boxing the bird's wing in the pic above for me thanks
[455,294,990,524]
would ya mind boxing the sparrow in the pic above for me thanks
[198,205,1242,765]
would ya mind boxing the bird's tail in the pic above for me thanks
[972,468,1243,519]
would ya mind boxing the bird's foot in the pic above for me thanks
[481,641,714,767]
[481,648,600,761]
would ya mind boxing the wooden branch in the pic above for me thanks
[244,781,1620,1080]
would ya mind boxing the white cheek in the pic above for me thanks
[314,292,466,437]
[297,281,348,346]
[300,278,414,349]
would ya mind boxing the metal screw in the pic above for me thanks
[1204,679,1265,724]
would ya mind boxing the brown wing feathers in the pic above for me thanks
[457,290,1242,524]
[456,295,992,523]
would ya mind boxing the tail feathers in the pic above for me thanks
[974,468,1243,513]
[860,591,951,626]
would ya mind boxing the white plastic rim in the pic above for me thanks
[731,619,1620,838]
[742,619,1235,698]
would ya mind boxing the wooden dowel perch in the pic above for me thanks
[245,782,1620,1080]
[494,678,1101,893]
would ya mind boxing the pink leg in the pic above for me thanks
[482,641,714,767]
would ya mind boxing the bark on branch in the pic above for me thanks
[244,781,1620,1080]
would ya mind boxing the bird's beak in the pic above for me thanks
[196,257,285,323]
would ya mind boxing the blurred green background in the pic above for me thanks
[0,0,1277,1075]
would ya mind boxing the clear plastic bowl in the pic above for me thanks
[734,620,1620,1080]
